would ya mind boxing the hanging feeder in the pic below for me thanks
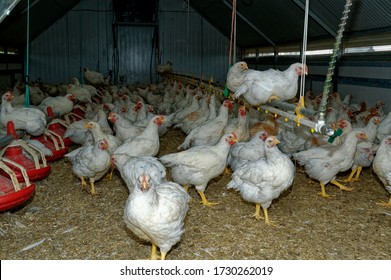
[30,129,68,162]
[0,122,51,182]
[72,104,86,119]
[46,107,73,146]
[0,158,36,212]
[62,111,84,125]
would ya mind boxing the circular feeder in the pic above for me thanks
[72,104,86,118]
[46,107,73,146]
[62,112,84,124]
[0,158,36,212]
[0,122,51,182]
[30,130,69,162]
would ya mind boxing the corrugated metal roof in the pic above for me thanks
[189,0,391,48]
[1,0,391,49]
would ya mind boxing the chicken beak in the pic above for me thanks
[140,175,149,192]
[83,123,92,129]
[272,138,281,145]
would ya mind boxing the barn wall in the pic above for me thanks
[158,0,232,86]
[29,0,114,85]
[27,0,233,87]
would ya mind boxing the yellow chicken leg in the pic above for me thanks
[224,166,232,175]
[376,196,391,208]
[340,168,357,183]
[197,190,219,207]
[253,204,275,226]
[319,183,333,198]
[150,244,160,260]
[252,204,262,220]
[183,185,190,192]
[89,179,97,195]
[353,166,363,182]
[160,252,167,260]
[79,176,87,188]
[330,179,354,192]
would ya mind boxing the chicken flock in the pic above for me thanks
[0,64,390,260]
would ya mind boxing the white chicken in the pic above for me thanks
[65,139,111,195]
[107,112,143,142]
[67,84,92,103]
[177,99,233,150]
[117,155,190,260]
[227,136,295,225]
[160,133,237,206]
[293,131,368,198]
[227,130,269,172]
[113,115,165,157]
[63,119,93,145]
[226,61,249,92]
[341,116,380,182]
[223,105,250,142]
[1,92,47,136]
[233,62,308,105]
[372,135,391,207]
[83,67,106,86]
[84,121,122,155]
[38,93,75,116]
[376,111,391,143]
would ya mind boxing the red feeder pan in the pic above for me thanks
[46,107,73,146]
[72,104,86,118]
[30,130,69,162]
[62,112,84,124]
[0,122,51,182]
[0,158,36,212]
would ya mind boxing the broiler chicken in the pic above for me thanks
[113,115,165,157]
[38,93,75,116]
[1,92,47,136]
[177,99,233,150]
[293,131,368,198]
[116,155,190,260]
[376,111,391,143]
[226,61,249,92]
[65,139,111,195]
[108,112,143,141]
[341,116,380,182]
[84,121,122,155]
[227,136,295,225]
[160,133,237,206]
[63,119,93,145]
[233,62,308,105]
[83,67,106,87]
[223,105,250,142]
[227,130,269,172]
[67,84,92,103]
[372,135,391,207]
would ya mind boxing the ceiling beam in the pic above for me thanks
[291,0,337,37]
[222,0,276,48]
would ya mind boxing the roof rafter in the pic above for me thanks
[222,0,276,48]
[291,0,337,37]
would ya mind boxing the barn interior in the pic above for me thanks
[0,0,390,263]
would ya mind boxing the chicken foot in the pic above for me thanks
[89,179,97,195]
[253,204,275,226]
[340,166,363,183]
[340,167,358,183]
[330,179,354,192]
[79,176,87,188]
[197,190,219,207]
[376,196,391,208]
[150,244,160,260]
